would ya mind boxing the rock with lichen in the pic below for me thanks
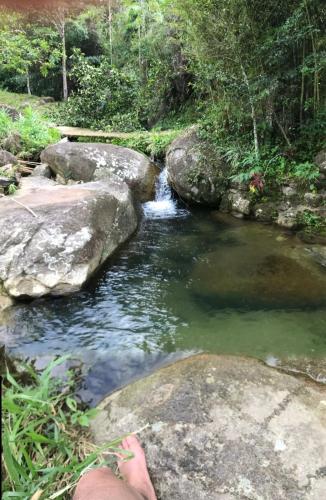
[41,142,159,202]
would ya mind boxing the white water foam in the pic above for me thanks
[143,168,189,219]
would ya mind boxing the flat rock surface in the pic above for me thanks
[92,354,326,500]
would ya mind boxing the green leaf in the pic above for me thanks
[78,415,89,427]
[65,397,77,412]
[25,431,55,444]
[2,432,22,488]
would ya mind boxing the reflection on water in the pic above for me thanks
[1,203,325,404]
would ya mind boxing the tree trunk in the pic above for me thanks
[26,71,31,95]
[241,64,259,160]
[273,112,292,148]
[51,8,68,101]
[300,42,305,127]
[61,21,68,100]
[304,1,319,114]
[108,0,113,66]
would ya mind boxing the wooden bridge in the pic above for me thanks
[56,126,173,140]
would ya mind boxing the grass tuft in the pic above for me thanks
[2,356,129,499]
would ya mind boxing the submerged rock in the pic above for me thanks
[305,245,326,268]
[41,142,159,202]
[267,355,326,384]
[0,176,138,299]
[92,354,326,500]
[190,224,326,308]
[166,126,230,205]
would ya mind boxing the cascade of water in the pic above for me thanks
[143,167,189,219]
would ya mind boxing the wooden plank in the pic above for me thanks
[56,126,173,140]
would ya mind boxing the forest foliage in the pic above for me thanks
[0,0,325,175]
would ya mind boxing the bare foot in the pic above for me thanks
[118,435,157,500]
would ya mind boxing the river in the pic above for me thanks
[1,169,325,404]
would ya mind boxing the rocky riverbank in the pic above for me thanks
[166,127,326,242]
[1,127,325,305]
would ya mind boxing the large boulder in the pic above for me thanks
[166,127,230,205]
[0,176,138,299]
[92,354,326,500]
[41,142,159,202]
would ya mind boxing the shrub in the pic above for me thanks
[55,51,141,130]
[0,110,14,142]
[0,108,60,159]
[229,145,320,192]
[16,108,60,158]
[297,210,326,233]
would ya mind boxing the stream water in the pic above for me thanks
[1,169,326,404]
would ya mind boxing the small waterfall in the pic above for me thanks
[143,168,189,219]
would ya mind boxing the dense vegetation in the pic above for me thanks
[0,1,324,167]
[0,108,60,158]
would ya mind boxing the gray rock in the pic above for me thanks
[92,354,326,500]
[219,189,251,216]
[0,176,17,189]
[2,132,22,155]
[166,126,230,205]
[253,202,278,223]
[297,230,326,245]
[281,185,298,199]
[315,150,326,175]
[304,191,325,208]
[31,164,52,178]
[0,176,138,299]
[0,294,13,311]
[273,355,326,383]
[0,149,17,167]
[229,189,251,215]
[41,142,159,202]
[277,208,299,228]
[0,104,20,121]
[219,192,232,213]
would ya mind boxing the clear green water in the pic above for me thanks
[1,205,325,404]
